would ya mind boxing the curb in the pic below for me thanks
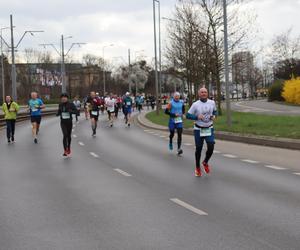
[137,113,300,151]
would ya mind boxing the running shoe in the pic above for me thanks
[169,143,173,151]
[202,161,211,174]
[11,136,14,143]
[67,148,71,155]
[34,138,38,144]
[177,148,183,156]
[63,150,68,157]
[7,139,11,144]
[195,167,202,177]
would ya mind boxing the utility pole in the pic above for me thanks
[128,48,131,93]
[40,36,85,94]
[0,14,44,100]
[153,0,159,115]
[156,0,162,107]
[223,0,232,126]
[0,26,10,102]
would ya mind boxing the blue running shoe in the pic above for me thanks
[169,143,173,151]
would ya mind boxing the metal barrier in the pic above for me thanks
[0,110,57,128]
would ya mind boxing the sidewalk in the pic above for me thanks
[137,111,300,151]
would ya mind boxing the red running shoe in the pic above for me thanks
[63,150,68,157]
[202,161,210,174]
[195,167,202,177]
[67,148,71,155]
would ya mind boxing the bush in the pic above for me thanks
[268,80,285,102]
[282,77,300,105]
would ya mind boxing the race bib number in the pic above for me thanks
[91,111,98,116]
[108,107,115,112]
[32,107,38,112]
[174,117,183,124]
[62,112,71,119]
[200,128,212,137]
[126,102,131,106]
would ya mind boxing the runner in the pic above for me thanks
[123,92,133,127]
[165,92,185,156]
[115,95,122,119]
[73,96,81,123]
[105,93,116,127]
[83,95,89,120]
[28,92,45,144]
[186,87,217,177]
[56,93,77,157]
[2,95,20,143]
[86,91,102,137]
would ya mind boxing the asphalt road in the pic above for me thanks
[0,112,299,250]
[230,99,300,116]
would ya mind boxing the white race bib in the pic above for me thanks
[32,107,38,112]
[62,112,71,119]
[91,111,98,116]
[126,102,131,106]
[174,117,183,124]
[200,128,212,137]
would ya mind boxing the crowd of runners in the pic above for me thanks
[1,87,217,177]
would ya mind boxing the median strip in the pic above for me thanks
[170,198,208,216]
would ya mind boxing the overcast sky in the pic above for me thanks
[0,0,299,65]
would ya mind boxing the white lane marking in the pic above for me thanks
[114,169,132,177]
[89,152,99,158]
[160,135,166,138]
[214,150,221,154]
[78,142,85,146]
[264,165,287,170]
[223,154,238,159]
[154,133,160,136]
[73,125,76,128]
[72,129,74,132]
[170,198,208,216]
[293,173,300,176]
[184,143,193,146]
[72,135,77,138]
[242,159,259,164]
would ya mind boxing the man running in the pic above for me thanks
[123,92,133,127]
[86,91,102,137]
[165,92,185,156]
[73,96,81,123]
[28,92,45,144]
[105,93,116,127]
[57,93,77,157]
[186,87,217,177]
[2,95,20,143]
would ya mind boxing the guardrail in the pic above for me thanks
[0,110,57,128]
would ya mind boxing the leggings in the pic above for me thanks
[169,128,183,150]
[194,130,215,167]
[61,121,72,150]
[6,120,16,139]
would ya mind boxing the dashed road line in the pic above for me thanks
[170,198,208,216]
[264,165,287,170]
[223,154,238,159]
[114,169,132,177]
[89,152,99,158]
[160,135,166,138]
[214,150,221,154]
[72,135,77,138]
[78,142,85,146]
[242,159,259,164]
[293,173,300,176]
[184,143,193,146]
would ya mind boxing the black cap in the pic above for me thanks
[60,93,69,98]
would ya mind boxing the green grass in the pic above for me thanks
[146,111,300,139]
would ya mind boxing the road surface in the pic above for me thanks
[230,99,300,116]
[0,112,299,250]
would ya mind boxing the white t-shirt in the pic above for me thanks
[188,99,217,129]
[106,98,116,112]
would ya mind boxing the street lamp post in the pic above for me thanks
[222,0,232,126]
[0,26,10,102]
[40,36,85,94]
[102,44,114,95]
[153,0,159,115]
